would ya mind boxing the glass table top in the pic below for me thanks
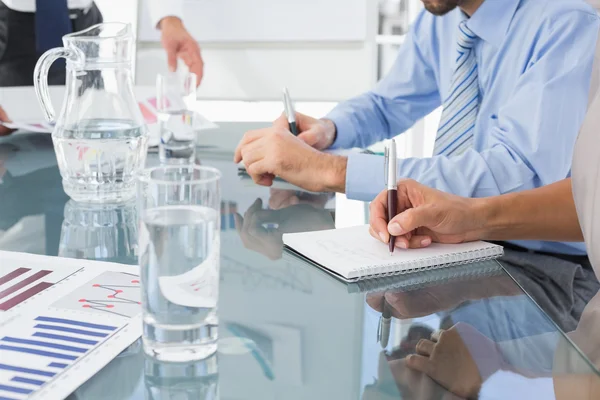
[1,129,600,400]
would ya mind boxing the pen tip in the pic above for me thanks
[389,252,393,256]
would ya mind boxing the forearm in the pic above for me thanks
[326,93,400,149]
[476,179,582,242]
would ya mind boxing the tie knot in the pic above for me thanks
[457,21,477,49]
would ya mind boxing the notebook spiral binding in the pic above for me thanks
[354,246,503,281]
[354,259,504,293]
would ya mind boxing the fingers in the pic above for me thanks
[369,191,390,243]
[0,106,14,136]
[247,161,274,187]
[269,189,299,210]
[407,234,433,249]
[406,354,430,374]
[177,50,204,85]
[187,60,204,86]
[166,48,178,73]
[365,293,385,312]
[388,206,439,237]
[233,213,243,233]
[416,339,435,357]
[234,129,267,163]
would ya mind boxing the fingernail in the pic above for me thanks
[378,232,387,242]
[398,241,408,249]
[389,222,403,235]
[421,238,432,247]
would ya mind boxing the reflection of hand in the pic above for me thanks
[234,120,346,193]
[234,198,334,260]
[0,106,15,136]
[159,17,204,85]
[271,113,337,150]
[268,189,331,210]
[234,199,284,260]
[363,353,462,400]
[366,275,519,319]
[406,323,496,399]
[369,179,484,250]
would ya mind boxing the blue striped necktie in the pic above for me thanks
[35,0,72,54]
[434,21,479,156]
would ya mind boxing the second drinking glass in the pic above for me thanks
[156,72,198,164]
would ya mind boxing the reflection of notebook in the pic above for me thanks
[283,225,503,283]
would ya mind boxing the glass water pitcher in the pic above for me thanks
[34,23,148,203]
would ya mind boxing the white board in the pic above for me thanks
[138,0,367,42]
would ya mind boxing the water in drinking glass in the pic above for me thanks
[158,109,196,164]
[156,72,198,165]
[140,204,219,362]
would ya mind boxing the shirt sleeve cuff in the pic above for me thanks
[345,153,386,201]
[325,110,358,150]
[149,0,185,29]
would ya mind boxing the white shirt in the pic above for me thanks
[2,0,183,29]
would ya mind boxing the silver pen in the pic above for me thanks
[282,87,298,136]
[377,302,392,349]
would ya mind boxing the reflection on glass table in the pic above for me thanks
[362,261,600,399]
[234,190,335,260]
[0,134,68,255]
[59,200,138,265]
[145,352,219,400]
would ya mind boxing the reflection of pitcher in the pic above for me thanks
[58,200,138,265]
[34,23,148,203]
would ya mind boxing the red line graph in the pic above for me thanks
[78,279,141,318]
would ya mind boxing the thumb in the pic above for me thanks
[297,128,320,147]
[273,113,289,129]
[388,206,439,236]
[166,48,178,72]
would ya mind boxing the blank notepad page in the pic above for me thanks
[283,225,503,281]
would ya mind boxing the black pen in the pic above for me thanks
[385,140,398,255]
[283,87,298,136]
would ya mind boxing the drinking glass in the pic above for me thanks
[138,165,221,362]
[156,72,198,165]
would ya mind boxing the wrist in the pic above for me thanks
[159,16,183,30]
[320,118,337,148]
[320,154,347,193]
[469,197,495,241]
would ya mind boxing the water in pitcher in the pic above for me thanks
[140,205,219,362]
[53,119,147,203]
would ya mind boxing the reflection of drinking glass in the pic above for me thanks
[144,353,219,400]
[59,200,138,265]
[156,72,198,165]
[138,165,221,362]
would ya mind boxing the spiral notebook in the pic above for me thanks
[282,225,504,283]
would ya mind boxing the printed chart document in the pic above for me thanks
[283,225,503,282]
[0,251,142,400]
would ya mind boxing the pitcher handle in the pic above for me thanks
[33,47,82,123]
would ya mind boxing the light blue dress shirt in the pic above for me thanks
[326,0,599,255]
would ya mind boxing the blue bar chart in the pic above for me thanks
[0,316,118,399]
